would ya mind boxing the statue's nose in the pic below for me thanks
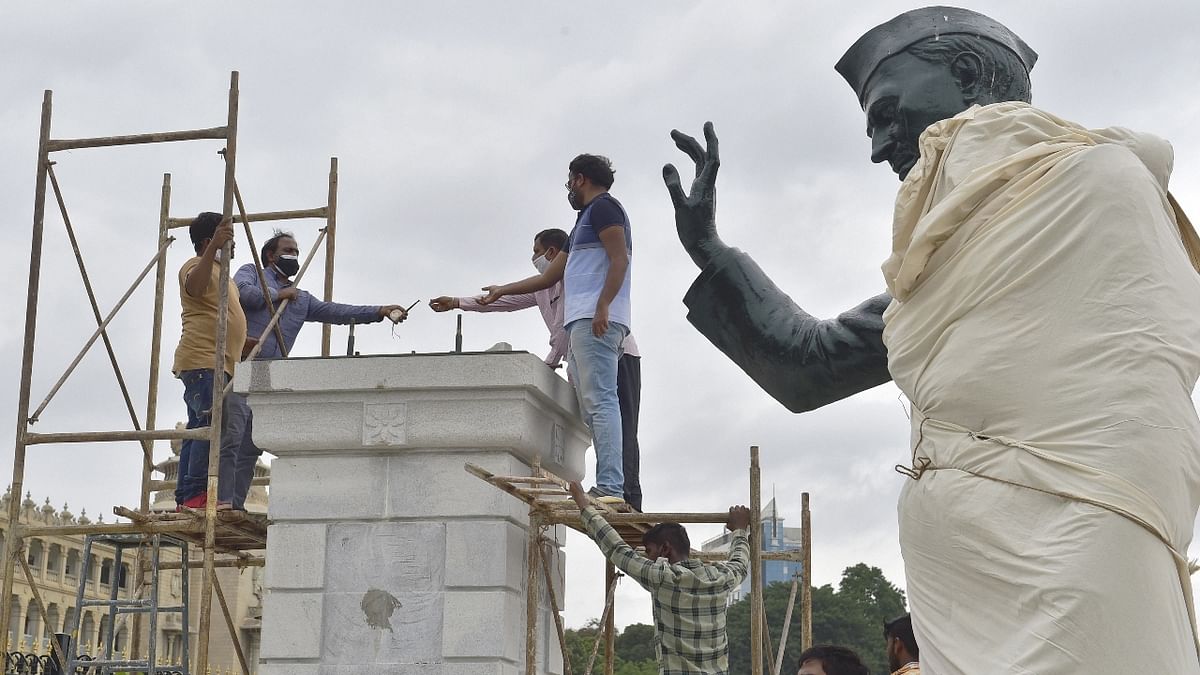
[870,129,894,165]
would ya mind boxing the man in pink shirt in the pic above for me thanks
[431,228,644,510]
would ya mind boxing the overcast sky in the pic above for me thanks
[2,1,1199,633]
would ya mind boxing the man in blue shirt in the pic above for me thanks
[227,232,407,510]
[480,154,632,503]
[234,230,408,358]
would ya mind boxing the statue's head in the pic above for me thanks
[836,6,1037,180]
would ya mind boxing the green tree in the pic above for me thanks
[615,622,657,663]
[563,620,658,675]
[727,564,906,675]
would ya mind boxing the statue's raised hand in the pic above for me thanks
[664,122,728,269]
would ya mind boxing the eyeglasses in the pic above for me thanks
[565,174,579,190]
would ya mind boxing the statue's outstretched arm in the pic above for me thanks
[665,123,892,412]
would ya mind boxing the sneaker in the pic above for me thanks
[587,487,625,505]
[176,494,233,512]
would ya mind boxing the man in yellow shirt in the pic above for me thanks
[172,212,255,511]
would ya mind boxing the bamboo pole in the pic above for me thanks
[226,173,289,357]
[538,544,572,675]
[321,157,337,356]
[17,547,70,670]
[750,446,763,675]
[761,601,777,675]
[213,575,251,675]
[24,427,208,445]
[774,571,800,675]
[196,69,240,675]
[166,206,328,230]
[526,515,540,675]
[46,126,228,152]
[151,557,264,571]
[132,175,172,666]
[543,511,734,525]
[27,238,172,423]
[16,520,204,539]
[0,90,53,655]
[604,561,616,675]
[585,571,619,675]
[46,163,154,463]
[223,226,328,383]
[801,492,812,650]
[145,175,172,509]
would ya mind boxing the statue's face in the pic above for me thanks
[861,51,971,180]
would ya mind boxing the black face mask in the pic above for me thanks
[274,255,300,277]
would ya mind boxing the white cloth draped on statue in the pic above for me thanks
[881,102,1200,674]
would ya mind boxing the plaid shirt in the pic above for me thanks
[581,506,750,674]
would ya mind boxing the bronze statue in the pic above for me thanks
[667,6,1200,672]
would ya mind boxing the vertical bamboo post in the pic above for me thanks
[750,446,763,675]
[321,157,337,356]
[196,70,239,675]
[132,173,172,663]
[213,574,250,675]
[800,492,812,650]
[539,544,573,675]
[604,561,616,675]
[526,512,540,675]
[145,173,171,510]
[0,89,52,655]
[774,571,800,675]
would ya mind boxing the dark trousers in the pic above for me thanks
[617,354,642,510]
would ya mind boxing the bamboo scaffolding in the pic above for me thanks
[322,158,338,356]
[750,446,764,675]
[526,515,541,675]
[0,90,55,654]
[165,206,327,229]
[604,561,616,675]
[17,544,71,670]
[24,428,208,445]
[774,571,800,675]
[470,446,803,675]
[149,557,264,571]
[213,575,251,675]
[585,572,620,675]
[46,162,154,462]
[195,70,241,675]
[225,226,329,382]
[2,71,340,671]
[801,492,812,650]
[46,126,229,152]
[227,171,290,357]
[539,543,572,675]
[28,238,173,424]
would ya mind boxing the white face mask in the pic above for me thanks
[533,254,552,274]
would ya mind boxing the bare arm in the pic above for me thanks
[590,225,629,337]
[479,252,567,304]
[183,220,234,298]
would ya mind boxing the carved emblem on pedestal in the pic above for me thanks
[363,403,407,445]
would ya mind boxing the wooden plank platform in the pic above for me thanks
[465,463,652,546]
[114,506,268,553]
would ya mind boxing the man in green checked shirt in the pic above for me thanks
[569,482,752,674]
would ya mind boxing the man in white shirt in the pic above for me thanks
[432,225,644,509]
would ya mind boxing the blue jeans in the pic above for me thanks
[176,369,259,506]
[566,319,627,497]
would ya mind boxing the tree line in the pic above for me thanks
[563,563,905,675]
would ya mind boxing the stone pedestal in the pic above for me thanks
[239,352,589,675]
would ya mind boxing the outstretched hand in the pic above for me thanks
[478,285,507,305]
[663,121,726,269]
